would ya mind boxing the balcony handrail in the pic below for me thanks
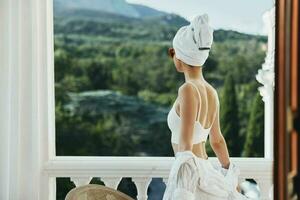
[44,156,273,179]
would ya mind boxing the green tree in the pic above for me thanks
[220,73,243,156]
[87,60,113,90]
[54,49,72,82]
[243,93,264,157]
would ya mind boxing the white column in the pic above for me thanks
[162,178,168,185]
[0,0,11,199]
[132,177,152,200]
[71,177,92,187]
[256,5,275,200]
[256,6,275,159]
[0,0,55,199]
[102,177,122,189]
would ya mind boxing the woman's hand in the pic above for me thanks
[222,162,230,169]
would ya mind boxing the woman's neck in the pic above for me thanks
[184,67,205,82]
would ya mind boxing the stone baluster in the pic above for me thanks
[102,177,122,189]
[132,177,152,200]
[70,177,92,187]
[162,178,168,185]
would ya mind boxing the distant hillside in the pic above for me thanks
[53,0,267,43]
[54,0,167,18]
[213,29,267,43]
[53,8,190,42]
[130,3,166,18]
[53,9,266,44]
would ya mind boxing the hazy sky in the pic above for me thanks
[126,0,274,35]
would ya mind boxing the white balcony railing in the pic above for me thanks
[44,157,273,200]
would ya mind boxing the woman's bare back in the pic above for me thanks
[172,80,219,158]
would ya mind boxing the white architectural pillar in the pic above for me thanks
[256,6,275,159]
[0,0,11,199]
[257,5,275,199]
[0,0,55,199]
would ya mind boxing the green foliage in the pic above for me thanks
[243,93,264,157]
[56,178,75,200]
[56,90,173,156]
[220,73,243,156]
[213,29,267,43]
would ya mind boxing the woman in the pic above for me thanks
[162,14,248,200]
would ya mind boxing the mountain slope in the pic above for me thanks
[129,3,166,18]
[53,8,266,44]
[54,0,169,18]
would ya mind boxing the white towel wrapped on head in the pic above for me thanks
[172,14,214,67]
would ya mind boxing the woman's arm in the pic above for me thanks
[209,92,231,169]
[164,83,199,200]
[178,83,199,152]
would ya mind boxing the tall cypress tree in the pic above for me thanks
[243,93,264,157]
[220,73,242,156]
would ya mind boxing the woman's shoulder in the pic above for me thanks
[209,85,220,105]
[177,82,197,97]
[206,83,219,98]
[177,81,219,99]
[178,82,195,92]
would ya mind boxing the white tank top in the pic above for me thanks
[167,81,213,144]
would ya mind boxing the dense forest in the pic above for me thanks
[54,2,266,198]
